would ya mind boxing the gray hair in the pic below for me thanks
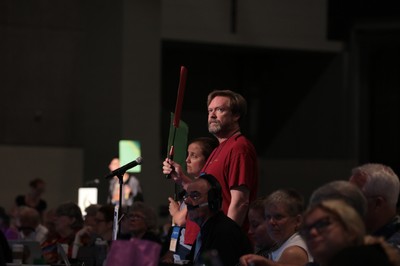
[265,189,304,217]
[309,180,368,218]
[130,202,158,233]
[352,163,399,207]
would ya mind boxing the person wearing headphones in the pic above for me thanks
[184,174,252,266]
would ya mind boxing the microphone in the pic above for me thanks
[85,178,100,186]
[105,157,143,179]
[187,202,208,211]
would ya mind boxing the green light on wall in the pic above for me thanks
[119,140,141,173]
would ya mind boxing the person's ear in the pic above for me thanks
[295,214,302,230]
[375,196,385,208]
[233,113,240,123]
[346,228,362,245]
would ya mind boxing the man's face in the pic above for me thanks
[84,214,97,227]
[207,96,239,137]
[185,180,210,224]
[94,212,112,238]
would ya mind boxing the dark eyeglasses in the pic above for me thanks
[183,191,202,201]
[300,217,332,239]
[127,214,145,221]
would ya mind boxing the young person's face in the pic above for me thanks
[186,142,206,177]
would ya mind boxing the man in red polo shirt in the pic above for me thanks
[163,90,258,228]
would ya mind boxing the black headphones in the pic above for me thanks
[199,174,223,212]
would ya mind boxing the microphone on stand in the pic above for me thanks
[105,157,143,179]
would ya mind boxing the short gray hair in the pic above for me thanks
[265,189,304,217]
[352,163,399,207]
[129,202,158,233]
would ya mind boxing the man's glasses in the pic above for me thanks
[127,214,145,221]
[183,191,202,201]
[300,217,332,239]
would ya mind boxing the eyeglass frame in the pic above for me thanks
[300,216,333,239]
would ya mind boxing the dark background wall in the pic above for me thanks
[0,0,399,219]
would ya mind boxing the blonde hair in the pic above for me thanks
[305,199,365,245]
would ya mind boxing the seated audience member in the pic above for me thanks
[43,208,58,241]
[15,178,47,217]
[94,205,114,244]
[240,189,312,266]
[16,206,48,243]
[71,204,102,257]
[247,197,276,258]
[162,137,218,264]
[84,204,101,227]
[302,199,400,266]
[185,174,252,266]
[41,202,84,264]
[349,163,400,249]
[309,180,368,218]
[73,205,114,266]
[72,204,101,258]
[0,207,18,240]
[126,202,160,243]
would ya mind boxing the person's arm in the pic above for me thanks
[162,158,192,189]
[277,246,309,265]
[227,185,250,226]
[240,254,269,266]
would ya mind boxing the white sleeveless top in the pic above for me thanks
[270,232,313,262]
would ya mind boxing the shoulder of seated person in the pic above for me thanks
[280,245,308,258]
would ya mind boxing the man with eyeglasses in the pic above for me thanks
[184,175,252,266]
[73,205,115,265]
[349,163,400,249]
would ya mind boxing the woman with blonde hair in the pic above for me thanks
[301,199,399,266]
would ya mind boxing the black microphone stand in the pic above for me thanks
[116,172,124,237]
[106,157,142,240]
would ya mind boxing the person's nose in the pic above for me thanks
[267,217,277,225]
[209,110,216,119]
[308,227,319,238]
[248,227,255,236]
[185,155,190,164]
[184,195,194,206]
